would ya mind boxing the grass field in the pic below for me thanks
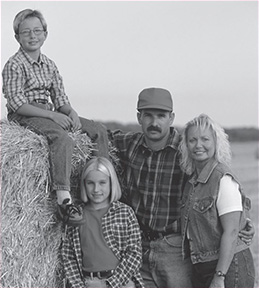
[231,141,258,287]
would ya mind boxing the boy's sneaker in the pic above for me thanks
[58,199,85,226]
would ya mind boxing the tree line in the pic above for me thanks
[101,121,259,143]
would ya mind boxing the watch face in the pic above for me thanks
[216,271,226,277]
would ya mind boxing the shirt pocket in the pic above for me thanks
[193,196,214,213]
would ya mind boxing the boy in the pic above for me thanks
[2,9,109,226]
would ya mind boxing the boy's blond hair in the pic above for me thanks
[13,9,47,35]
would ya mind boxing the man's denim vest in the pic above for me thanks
[181,159,251,264]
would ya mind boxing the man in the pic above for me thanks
[110,88,191,287]
[109,87,254,288]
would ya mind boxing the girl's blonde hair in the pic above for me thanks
[179,114,231,175]
[80,157,121,203]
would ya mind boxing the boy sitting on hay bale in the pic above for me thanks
[2,9,110,226]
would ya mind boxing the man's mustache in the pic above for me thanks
[147,126,162,133]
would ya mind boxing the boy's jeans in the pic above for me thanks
[12,115,109,192]
[141,233,192,288]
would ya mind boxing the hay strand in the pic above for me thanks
[0,119,98,288]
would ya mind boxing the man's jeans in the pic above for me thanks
[141,233,192,288]
[12,115,109,192]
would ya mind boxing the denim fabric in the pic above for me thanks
[181,160,250,263]
[79,117,109,159]
[192,249,255,288]
[14,115,109,192]
[83,277,135,288]
[141,234,192,288]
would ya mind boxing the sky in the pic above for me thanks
[0,0,258,128]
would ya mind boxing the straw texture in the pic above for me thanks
[0,119,116,288]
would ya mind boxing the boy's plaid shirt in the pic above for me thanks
[2,47,70,116]
[110,128,184,233]
[61,201,144,288]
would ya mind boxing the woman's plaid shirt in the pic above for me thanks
[2,47,70,116]
[110,128,185,233]
[61,201,144,288]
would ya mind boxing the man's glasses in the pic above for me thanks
[19,28,45,37]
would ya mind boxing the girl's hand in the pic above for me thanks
[209,276,225,288]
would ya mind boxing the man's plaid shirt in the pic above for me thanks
[110,128,184,233]
[2,47,70,117]
[61,201,144,288]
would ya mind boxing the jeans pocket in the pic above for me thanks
[164,234,182,248]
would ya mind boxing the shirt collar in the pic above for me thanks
[19,47,46,65]
[139,127,180,151]
[190,158,219,184]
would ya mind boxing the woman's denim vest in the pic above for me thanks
[181,159,251,264]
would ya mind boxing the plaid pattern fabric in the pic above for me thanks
[111,128,185,232]
[61,201,144,288]
[2,47,70,116]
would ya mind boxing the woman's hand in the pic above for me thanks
[209,275,225,288]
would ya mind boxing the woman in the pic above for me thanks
[179,114,255,288]
[61,157,144,288]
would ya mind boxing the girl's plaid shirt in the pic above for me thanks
[61,201,144,288]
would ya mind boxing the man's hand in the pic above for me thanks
[239,218,255,245]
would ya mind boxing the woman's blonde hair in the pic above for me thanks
[179,114,231,175]
[80,157,121,203]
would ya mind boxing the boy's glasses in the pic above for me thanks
[19,28,45,37]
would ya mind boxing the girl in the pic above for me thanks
[61,157,144,288]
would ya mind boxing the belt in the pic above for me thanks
[141,221,180,242]
[82,269,114,279]
[141,229,173,241]
[32,99,48,104]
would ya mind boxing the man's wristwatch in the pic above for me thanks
[215,271,226,278]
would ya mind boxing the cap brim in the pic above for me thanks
[137,105,172,111]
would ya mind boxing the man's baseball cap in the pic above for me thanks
[137,87,173,111]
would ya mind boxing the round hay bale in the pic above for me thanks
[0,119,110,288]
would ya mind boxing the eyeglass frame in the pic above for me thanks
[18,28,46,37]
